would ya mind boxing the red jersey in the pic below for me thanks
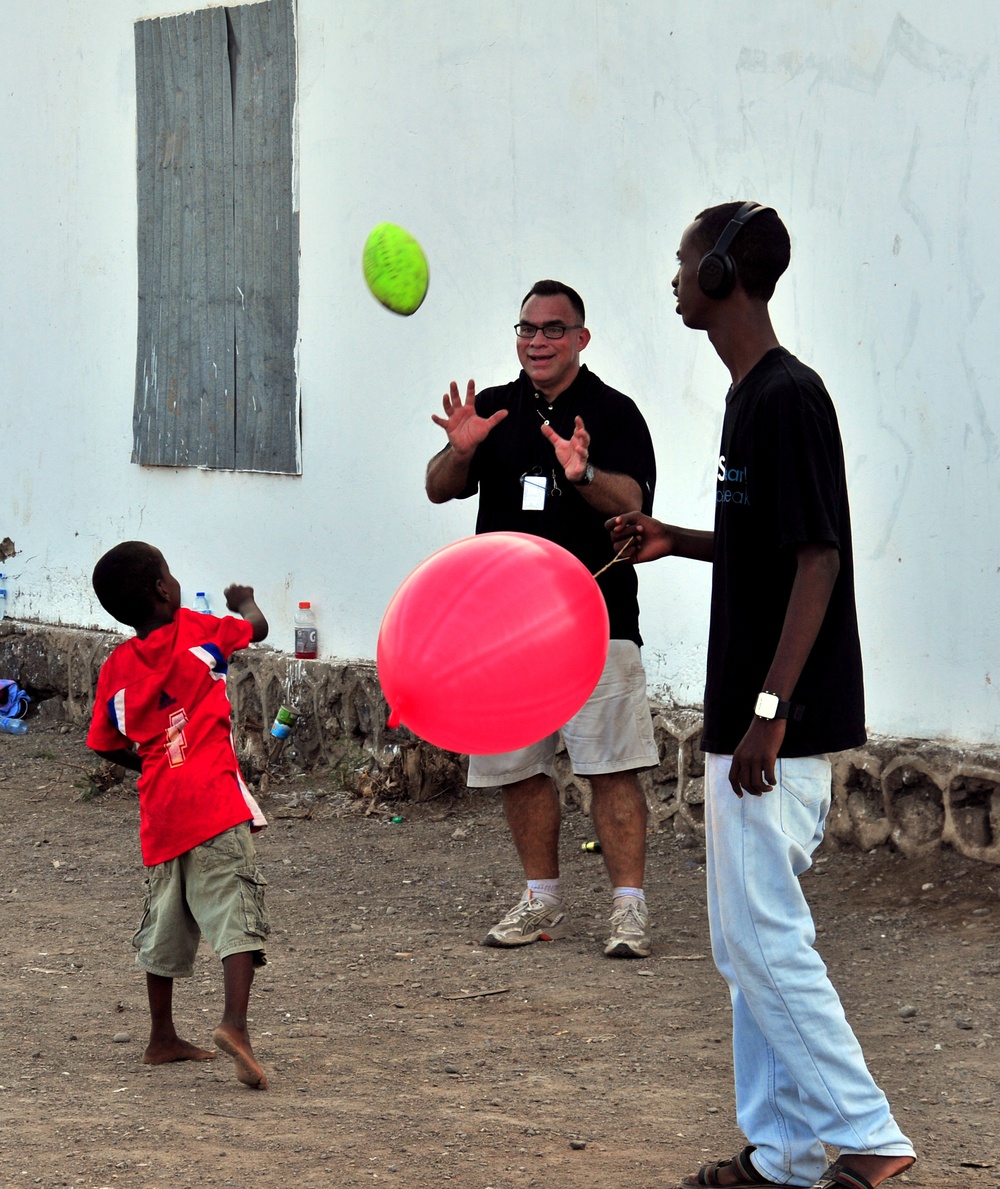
[87,608,267,865]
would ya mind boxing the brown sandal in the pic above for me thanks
[810,1168,876,1189]
[810,1157,916,1189]
[679,1145,784,1187]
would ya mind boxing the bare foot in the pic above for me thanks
[833,1155,916,1186]
[143,1038,217,1065]
[212,1024,268,1089]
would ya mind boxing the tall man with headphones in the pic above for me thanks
[610,204,917,1189]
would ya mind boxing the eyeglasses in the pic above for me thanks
[514,322,584,340]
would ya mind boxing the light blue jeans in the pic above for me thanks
[704,754,915,1186]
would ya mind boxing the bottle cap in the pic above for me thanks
[298,601,311,608]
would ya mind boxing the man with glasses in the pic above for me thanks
[425,279,658,959]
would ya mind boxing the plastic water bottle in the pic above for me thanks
[0,715,28,735]
[294,602,318,658]
[194,591,211,613]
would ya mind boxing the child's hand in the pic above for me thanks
[224,584,255,612]
[224,585,269,643]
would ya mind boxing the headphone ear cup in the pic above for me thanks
[698,250,736,298]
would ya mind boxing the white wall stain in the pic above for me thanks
[736,14,983,95]
[958,343,999,466]
[898,127,934,259]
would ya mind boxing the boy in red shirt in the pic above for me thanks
[87,541,271,1089]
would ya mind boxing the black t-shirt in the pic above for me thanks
[701,348,866,756]
[460,365,656,645]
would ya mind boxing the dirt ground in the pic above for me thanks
[1,722,998,1189]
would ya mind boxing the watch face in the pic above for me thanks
[755,692,780,720]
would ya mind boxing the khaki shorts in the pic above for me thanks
[467,640,658,786]
[132,822,269,978]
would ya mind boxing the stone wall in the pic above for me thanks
[3,620,998,865]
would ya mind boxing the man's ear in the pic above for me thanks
[578,327,591,351]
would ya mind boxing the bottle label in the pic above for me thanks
[295,627,318,656]
[269,722,292,740]
[275,705,300,728]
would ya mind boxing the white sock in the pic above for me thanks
[526,878,562,906]
[612,886,645,906]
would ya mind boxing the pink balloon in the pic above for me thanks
[377,533,609,754]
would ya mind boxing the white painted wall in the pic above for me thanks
[1,2,997,744]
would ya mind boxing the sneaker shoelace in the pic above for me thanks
[610,901,646,935]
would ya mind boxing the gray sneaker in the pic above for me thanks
[483,892,571,947]
[604,897,651,958]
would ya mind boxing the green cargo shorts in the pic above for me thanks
[132,822,269,978]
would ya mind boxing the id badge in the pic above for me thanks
[521,473,548,511]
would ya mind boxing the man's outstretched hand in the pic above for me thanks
[431,380,508,457]
[540,415,590,484]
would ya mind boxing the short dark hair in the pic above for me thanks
[692,203,791,300]
[92,541,163,627]
[520,279,586,324]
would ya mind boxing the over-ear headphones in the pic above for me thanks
[697,201,770,299]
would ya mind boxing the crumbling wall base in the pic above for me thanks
[3,621,997,864]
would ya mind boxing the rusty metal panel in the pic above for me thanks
[132,0,298,474]
[231,0,300,474]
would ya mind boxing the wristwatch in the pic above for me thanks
[754,691,804,722]
[571,462,595,487]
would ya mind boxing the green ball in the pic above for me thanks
[362,223,429,316]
